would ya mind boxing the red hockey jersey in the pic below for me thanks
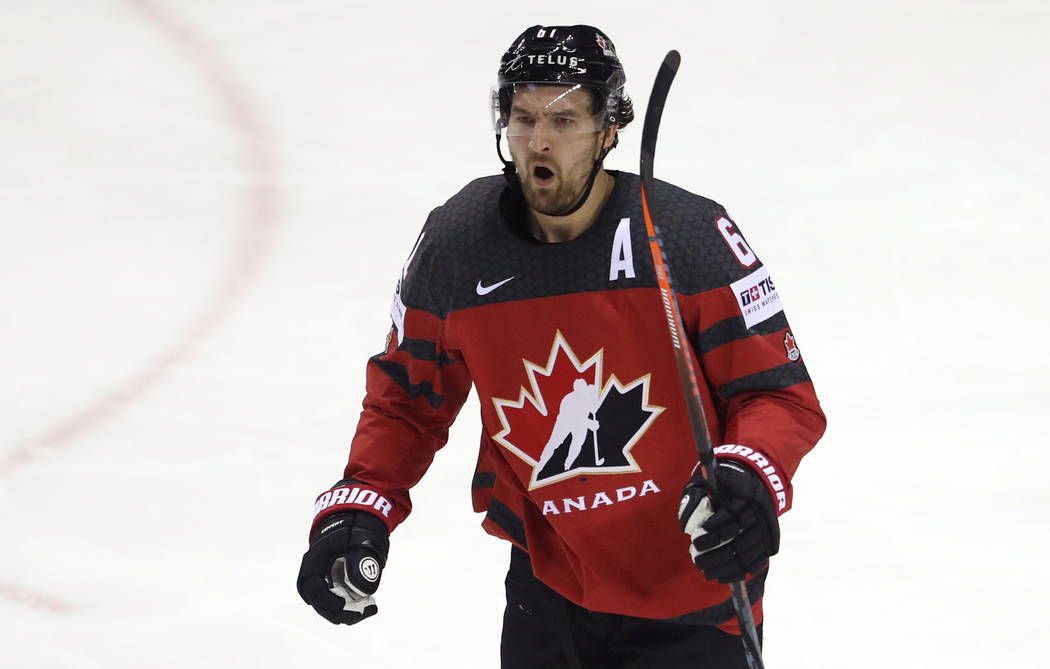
[315,172,826,626]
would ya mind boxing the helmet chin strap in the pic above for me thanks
[496,132,613,218]
[496,133,520,188]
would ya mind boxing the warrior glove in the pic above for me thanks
[297,510,389,625]
[679,461,780,584]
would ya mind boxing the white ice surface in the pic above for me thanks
[2,1,1048,667]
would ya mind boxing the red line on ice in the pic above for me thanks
[0,0,278,477]
[0,582,75,615]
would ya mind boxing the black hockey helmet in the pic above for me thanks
[492,25,634,135]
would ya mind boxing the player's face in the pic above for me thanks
[506,85,612,216]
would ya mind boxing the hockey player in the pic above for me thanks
[297,25,826,668]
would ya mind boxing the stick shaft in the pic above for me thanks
[638,50,765,669]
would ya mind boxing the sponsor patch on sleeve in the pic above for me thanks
[730,266,783,329]
[390,281,406,345]
[389,231,425,346]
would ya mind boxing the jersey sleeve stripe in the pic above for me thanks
[716,361,813,402]
[472,471,497,490]
[484,498,528,549]
[399,336,459,369]
[370,357,445,408]
[693,312,790,355]
[682,286,742,331]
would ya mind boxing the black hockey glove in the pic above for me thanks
[296,510,390,625]
[678,461,780,584]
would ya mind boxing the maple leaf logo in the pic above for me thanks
[783,330,801,362]
[491,331,664,490]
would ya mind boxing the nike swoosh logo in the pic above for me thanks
[476,276,515,295]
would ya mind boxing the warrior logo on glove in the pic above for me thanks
[492,331,663,489]
[359,556,380,583]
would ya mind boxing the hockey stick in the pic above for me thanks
[639,50,765,669]
[588,408,605,466]
[592,421,604,465]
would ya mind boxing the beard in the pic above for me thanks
[514,138,602,216]
[519,166,589,216]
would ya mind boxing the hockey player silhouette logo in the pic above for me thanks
[537,378,602,472]
[492,332,664,489]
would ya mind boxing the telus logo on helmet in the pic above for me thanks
[525,55,582,68]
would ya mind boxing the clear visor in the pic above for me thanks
[491,83,605,138]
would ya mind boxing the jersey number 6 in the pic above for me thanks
[716,217,757,268]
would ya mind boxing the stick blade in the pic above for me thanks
[640,50,682,184]
[663,49,681,71]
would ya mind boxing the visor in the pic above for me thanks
[491,82,605,138]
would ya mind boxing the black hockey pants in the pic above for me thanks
[500,546,760,669]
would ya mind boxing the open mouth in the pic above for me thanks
[533,165,555,186]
